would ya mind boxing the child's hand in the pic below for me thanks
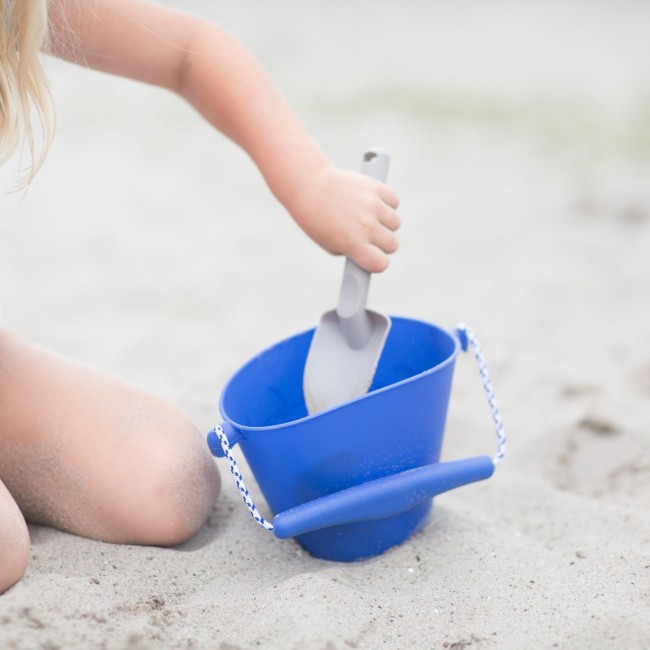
[286,162,401,273]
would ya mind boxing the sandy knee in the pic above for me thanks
[0,479,30,594]
[102,411,221,547]
[144,420,221,545]
[0,330,220,548]
[169,429,222,543]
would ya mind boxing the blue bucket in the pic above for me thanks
[208,317,503,562]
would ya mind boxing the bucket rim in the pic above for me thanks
[219,315,461,434]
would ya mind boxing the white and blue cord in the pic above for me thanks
[456,323,507,464]
[213,323,506,530]
[210,424,275,531]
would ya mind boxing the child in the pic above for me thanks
[0,0,400,593]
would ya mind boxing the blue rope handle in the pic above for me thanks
[209,425,275,531]
[210,323,506,532]
[456,323,507,464]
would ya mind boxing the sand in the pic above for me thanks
[1,1,649,648]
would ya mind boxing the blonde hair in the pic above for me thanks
[1,0,55,188]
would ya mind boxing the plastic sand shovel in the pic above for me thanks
[303,148,393,415]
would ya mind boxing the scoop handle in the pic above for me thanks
[272,456,495,539]
[337,148,391,348]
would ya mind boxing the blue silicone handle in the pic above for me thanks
[272,455,495,539]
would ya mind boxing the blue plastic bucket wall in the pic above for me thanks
[219,316,460,561]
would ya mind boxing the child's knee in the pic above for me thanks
[0,481,30,594]
[106,414,221,547]
[143,423,221,545]
[0,329,221,549]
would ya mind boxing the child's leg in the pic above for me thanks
[0,329,220,546]
[0,477,30,594]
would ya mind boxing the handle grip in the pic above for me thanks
[272,455,495,539]
[337,148,391,348]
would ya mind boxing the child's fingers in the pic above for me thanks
[351,245,390,274]
[371,223,399,255]
[347,229,398,272]
[378,182,400,210]
[378,204,401,232]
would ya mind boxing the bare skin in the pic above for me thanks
[0,477,30,592]
[0,330,221,593]
[0,0,400,593]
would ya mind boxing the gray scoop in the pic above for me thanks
[303,149,392,415]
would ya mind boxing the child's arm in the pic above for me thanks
[47,0,400,272]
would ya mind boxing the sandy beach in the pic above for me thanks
[1,1,649,648]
